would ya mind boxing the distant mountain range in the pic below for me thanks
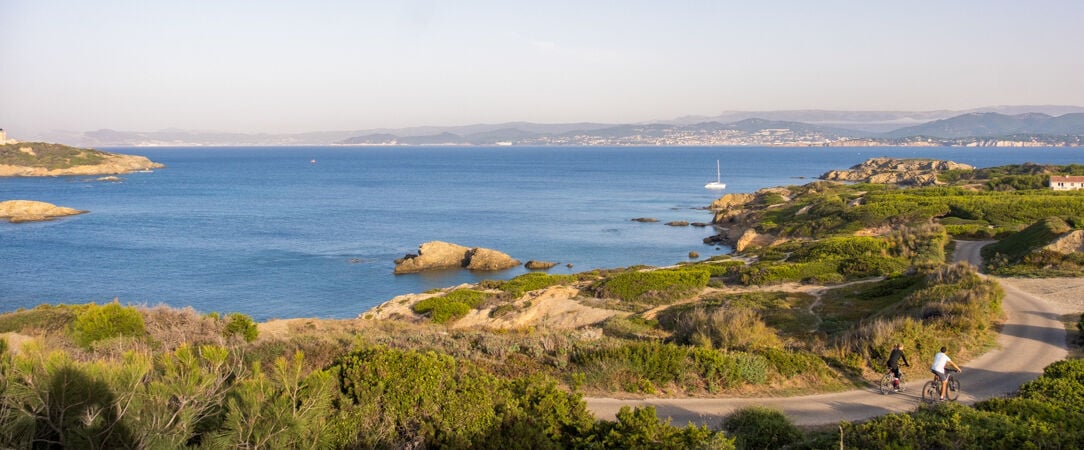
[17,106,1084,147]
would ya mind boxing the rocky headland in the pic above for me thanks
[0,142,163,177]
[705,158,970,251]
[819,157,973,186]
[0,200,87,223]
[394,241,521,274]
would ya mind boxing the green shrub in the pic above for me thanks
[591,268,709,305]
[71,301,145,348]
[740,260,841,285]
[412,289,489,324]
[0,304,77,334]
[571,341,689,389]
[596,406,735,449]
[662,306,783,351]
[498,272,574,298]
[761,348,831,378]
[223,312,258,342]
[690,347,770,390]
[723,407,802,450]
[332,346,504,447]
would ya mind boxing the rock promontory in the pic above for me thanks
[819,157,973,186]
[394,241,520,274]
[0,142,164,177]
[0,200,87,223]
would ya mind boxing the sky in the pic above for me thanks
[2,0,1083,135]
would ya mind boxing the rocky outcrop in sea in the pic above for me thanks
[394,241,520,274]
[0,200,87,223]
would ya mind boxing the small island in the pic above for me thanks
[0,200,87,223]
[0,141,163,177]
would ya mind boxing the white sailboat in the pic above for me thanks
[704,160,727,190]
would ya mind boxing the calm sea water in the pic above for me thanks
[3,146,1082,320]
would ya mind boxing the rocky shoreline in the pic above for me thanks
[703,157,971,251]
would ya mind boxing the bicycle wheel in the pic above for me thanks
[879,373,892,394]
[921,381,940,403]
[946,376,960,401]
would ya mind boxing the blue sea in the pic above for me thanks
[3,146,1083,320]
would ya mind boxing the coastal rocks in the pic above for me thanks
[709,193,756,211]
[465,247,521,271]
[665,221,690,227]
[524,260,558,270]
[0,200,87,223]
[631,217,659,223]
[394,241,520,274]
[819,157,973,186]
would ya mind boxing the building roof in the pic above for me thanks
[1050,175,1084,183]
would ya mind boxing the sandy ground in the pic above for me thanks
[996,277,1084,314]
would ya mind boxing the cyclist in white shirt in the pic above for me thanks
[930,346,962,401]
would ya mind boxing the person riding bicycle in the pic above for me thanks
[930,346,962,401]
[885,343,910,391]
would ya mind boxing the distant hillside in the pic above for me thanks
[19,106,1084,147]
[883,112,1084,139]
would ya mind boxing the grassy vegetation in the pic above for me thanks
[983,216,1084,276]
[589,267,710,305]
[0,142,109,169]
[412,288,490,323]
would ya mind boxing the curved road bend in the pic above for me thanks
[584,240,1070,426]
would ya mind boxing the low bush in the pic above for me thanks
[739,260,842,285]
[223,312,258,342]
[0,304,77,334]
[591,268,709,305]
[413,289,489,324]
[661,306,783,351]
[723,407,802,450]
[71,301,145,348]
[761,347,832,378]
[497,272,575,298]
[595,406,735,449]
[571,341,689,392]
[690,347,770,391]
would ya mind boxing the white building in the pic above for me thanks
[1050,175,1084,191]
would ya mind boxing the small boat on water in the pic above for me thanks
[704,160,727,190]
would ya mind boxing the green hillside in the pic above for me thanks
[0,142,109,169]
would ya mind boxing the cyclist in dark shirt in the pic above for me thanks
[886,343,910,390]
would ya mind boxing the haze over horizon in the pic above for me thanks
[2,1,1083,136]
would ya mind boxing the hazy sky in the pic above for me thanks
[2,0,1083,134]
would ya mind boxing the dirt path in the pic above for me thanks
[584,241,1074,426]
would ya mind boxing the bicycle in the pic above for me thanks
[922,368,960,403]
[878,369,906,395]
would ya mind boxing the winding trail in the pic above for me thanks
[584,241,1071,426]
